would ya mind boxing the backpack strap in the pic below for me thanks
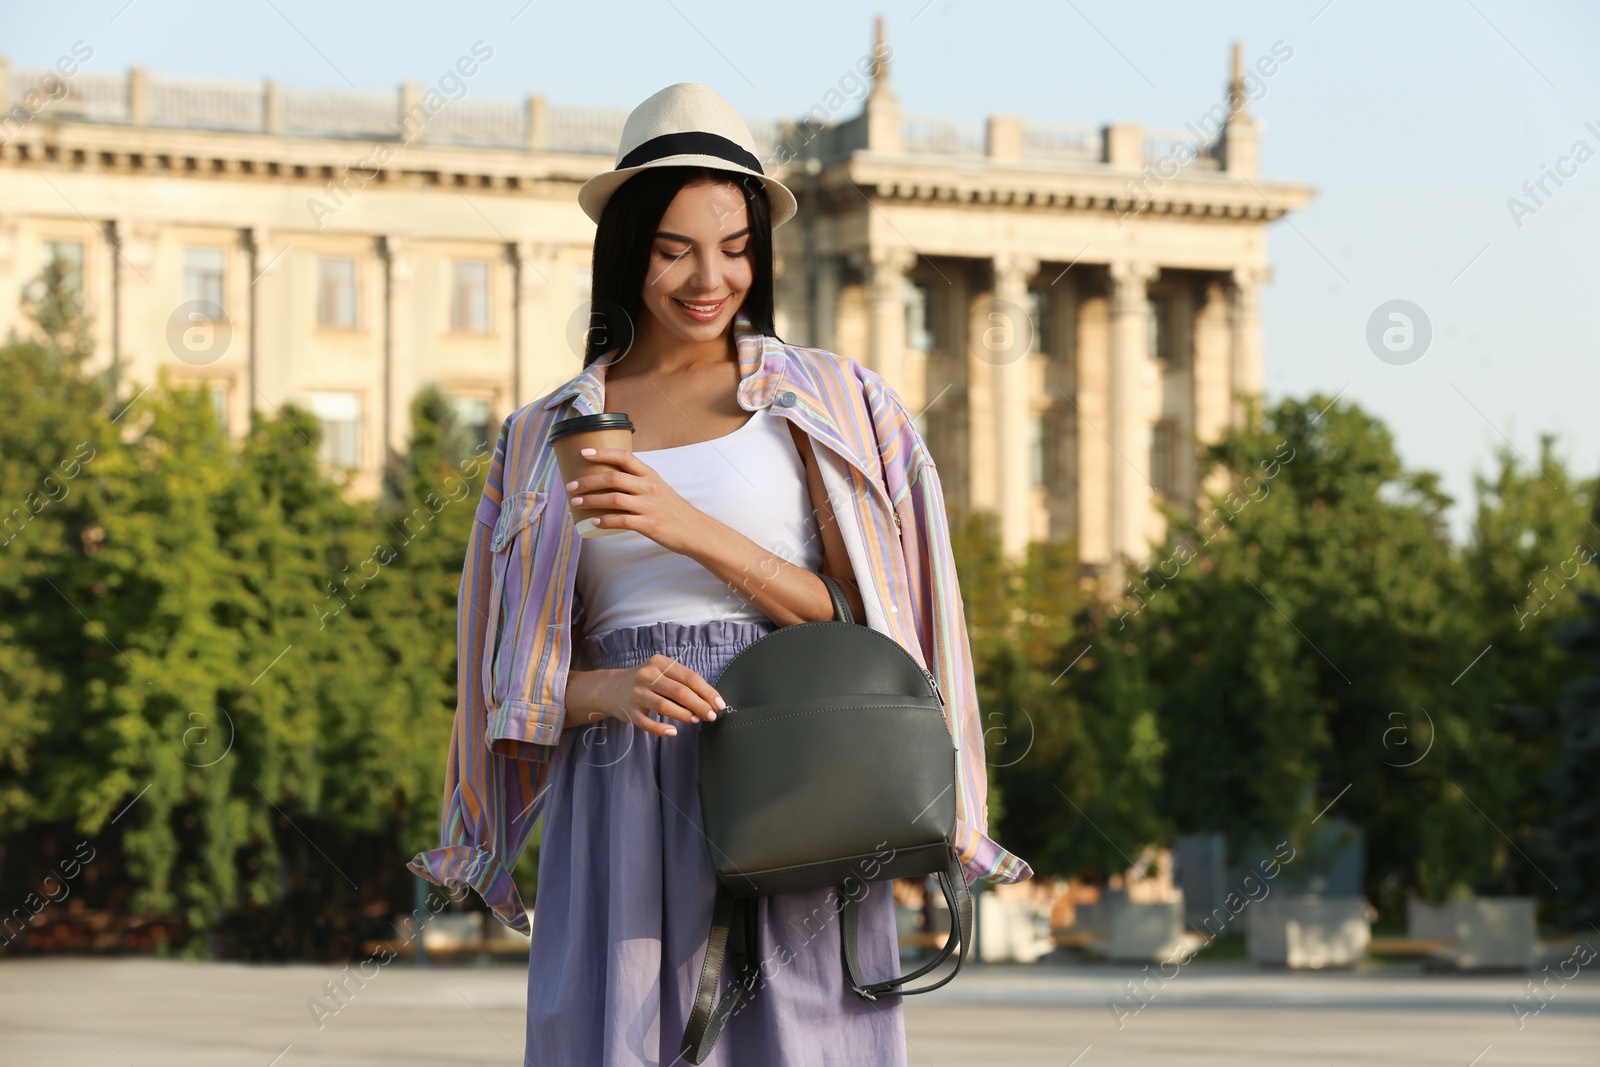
[682,846,973,1061]
[681,885,760,1065]
[681,576,963,1060]
[841,844,972,1000]
[819,571,854,626]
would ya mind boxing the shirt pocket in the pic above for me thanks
[481,489,549,712]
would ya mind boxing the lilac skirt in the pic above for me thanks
[525,619,908,1066]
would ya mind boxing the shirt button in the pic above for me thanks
[777,390,796,407]
[890,605,898,613]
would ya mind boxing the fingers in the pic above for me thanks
[566,469,648,517]
[569,490,639,512]
[577,446,648,474]
[624,674,700,740]
[565,468,643,496]
[649,674,720,722]
[634,655,725,733]
[635,690,700,727]
[599,688,686,737]
[657,657,727,718]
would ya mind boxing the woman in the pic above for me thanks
[410,82,1030,1066]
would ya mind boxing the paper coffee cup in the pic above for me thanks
[549,413,636,538]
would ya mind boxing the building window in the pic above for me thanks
[1146,294,1170,362]
[1026,288,1051,357]
[43,240,85,294]
[317,257,359,328]
[905,279,934,351]
[210,382,230,435]
[183,247,227,309]
[446,395,492,456]
[451,260,491,333]
[309,390,362,469]
[1151,418,1177,495]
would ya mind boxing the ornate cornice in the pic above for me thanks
[822,153,1314,222]
[0,119,603,198]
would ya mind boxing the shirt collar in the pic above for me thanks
[539,311,781,416]
[536,311,879,495]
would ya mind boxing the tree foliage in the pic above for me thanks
[0,270,495,956]
[969,395,1598,924]
[5,261,1596,952]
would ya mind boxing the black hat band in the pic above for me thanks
[616,131,764,176]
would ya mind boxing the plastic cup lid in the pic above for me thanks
[549,412,636,443]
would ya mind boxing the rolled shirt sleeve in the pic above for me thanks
[407,417,547,932]
[868,377,1034,887]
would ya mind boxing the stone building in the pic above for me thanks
[0,21,1312,565]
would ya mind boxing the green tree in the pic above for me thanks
[1455,441,1598,907]
[1122,396,1487,908]
[0,334,113,833]
[956,509,1168,880]
[1551,591,1600,924]
[367,389,495,874]
[0,266,504,955]
[18,254,95,367]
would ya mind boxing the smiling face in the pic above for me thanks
[639,178,753,345]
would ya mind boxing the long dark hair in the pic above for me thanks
[584,166,778,367]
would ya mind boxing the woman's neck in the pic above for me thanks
[620,316,736,379]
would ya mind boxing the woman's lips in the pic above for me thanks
[672,297,726,323]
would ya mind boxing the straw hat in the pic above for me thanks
[578,82,797,228]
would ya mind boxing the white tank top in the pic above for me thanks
[574,404,825,638]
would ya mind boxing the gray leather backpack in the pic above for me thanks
[680,573,974,1063]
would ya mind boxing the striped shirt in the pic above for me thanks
[408,313,1033,931]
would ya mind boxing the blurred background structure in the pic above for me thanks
[0,20,1311,562]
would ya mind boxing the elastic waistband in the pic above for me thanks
[581,617,776,661]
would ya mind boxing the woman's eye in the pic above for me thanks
[724,248,748,258]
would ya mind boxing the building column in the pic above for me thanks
[1073,286,1111,567]
[1109,260,1157,564]
[245,226,291,417]
[859,245,916,393]
[1191,276,1234,496]
[0,217,18,362]
[380,235,415,462]
[771,250,791,339]
[113,219,161,404]
[239,226,264,436]
[811,253,841,353]
[991,253,1039,562]
[1229,266,1265,427]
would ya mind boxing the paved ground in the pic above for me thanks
[1,957,1595,1065]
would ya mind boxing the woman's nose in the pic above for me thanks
[688,250,722,292]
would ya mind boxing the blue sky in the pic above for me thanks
[7,0,1597,540]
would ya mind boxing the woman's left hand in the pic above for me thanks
[565,447,711,555]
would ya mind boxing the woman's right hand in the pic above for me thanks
[563,657,726,737]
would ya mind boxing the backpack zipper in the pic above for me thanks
[710,624,947,711]
[716,669,940,721]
